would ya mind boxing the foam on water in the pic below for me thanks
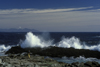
[20,32,100,52]
[1,32,100,63]
[57,36,100,51]
[52,56,100,64]
[21,32,54,48]
[57,36,83,49]
[1,32,100,52]
[0,45,11,52]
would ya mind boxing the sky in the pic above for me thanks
[0,0,100,32]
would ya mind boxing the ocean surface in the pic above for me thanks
[0,32,100,63]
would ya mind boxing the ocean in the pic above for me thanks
[0,32,100,63]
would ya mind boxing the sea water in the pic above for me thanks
[0,32,100,63]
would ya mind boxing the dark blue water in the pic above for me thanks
[0,32,100,46]
[1,32,100,63]
[0,32,100,45]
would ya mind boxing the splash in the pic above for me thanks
[57,36,84,49]
[21,32,54,48]
[20,32,100,52]
[57,36,100,51]
[0,45,11,52]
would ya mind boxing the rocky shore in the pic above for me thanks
[6,46,100,59]
[2,46,100,67]
[0,54,100,67]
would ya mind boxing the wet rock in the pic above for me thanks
[5,46,26,54]
[78,62,84,67]
[7,64,12,67]
[84,61,100,67]
[92,61,99,66]
[84,61,92,67]
[72,62,80,67]
[0,64,3,67]
[0,59,2,63]
[6,46,100,59]
[0,54,100,67]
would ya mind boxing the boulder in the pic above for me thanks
[0,59,2,63]
[5,46,100,59]
[5,46,26,54]
[92,61,99,66]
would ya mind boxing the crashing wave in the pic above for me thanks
[0,45,11,52]
[1,32,100,52]
[21,32,54,48]
[20,32,100,52]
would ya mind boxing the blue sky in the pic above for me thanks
[0,0,100,9]
[0,0,100,32]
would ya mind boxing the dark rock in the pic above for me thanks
[84,61,100,67]
[79,62,85,67]
[0,64,3,67]
[97,65,100,67]
[92,61,99,66]
[6,46,100,59]
[84,61,93,67]
[72,62,80,67]
[0,54,100,67]
[8,54,16,58]
[5,46,26,54]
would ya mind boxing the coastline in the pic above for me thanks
[1,46,100,67]
[0,54,66,67]
[0,54,100,67]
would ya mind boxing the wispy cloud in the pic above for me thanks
[32,6,93,13]
[0,6,100,32]
[0,6,93,14]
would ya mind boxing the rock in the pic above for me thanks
[92,61,99,66]
[84,61,92,67]
[26,64,32,67]
[0,64,3,67]
[72,62,80,66]
[8,54,16,58]
[5,46,26,54]
[84,61,100,67]
[97,65,100,67]
[6,46,100,59]
[20,65,26,67]
[45,58,54,62]
[0,59,2,63]
[0,54,100,67]
[79,62,85,67]
[7,64,12,67]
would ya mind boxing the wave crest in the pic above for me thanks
[20,32,100,52]
[0,45,11,52]
[21,32,54,48]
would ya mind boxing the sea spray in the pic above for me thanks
[1,32,100,63]
[21,32,54,48]
[0,45,11,52]
[57,36,83,49]
[20,32,100,52]
[57,36,100,51]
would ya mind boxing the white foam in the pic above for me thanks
[1,32,100,63]
[57,36,100,52]
[57,36,83,49]
[0,45,11,52]
[21,32,54,48]
[54,56,100,64]
[20,32,100,52]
